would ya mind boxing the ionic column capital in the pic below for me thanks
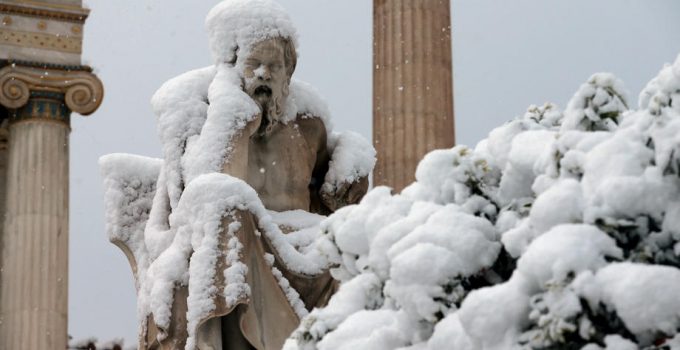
[0,60,103,115]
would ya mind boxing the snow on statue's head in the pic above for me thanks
[206,0,298,121]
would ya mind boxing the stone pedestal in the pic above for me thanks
[373,0,455,192]
[0,61,101,349]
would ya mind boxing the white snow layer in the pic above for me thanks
[100,153,162,290]
[205,0,297,65]
[285,54,680,349]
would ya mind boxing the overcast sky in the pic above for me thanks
[70,0,680,344]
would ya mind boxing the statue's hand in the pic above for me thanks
[222,112,262,179]
[244,112,263,137]
[320,176,368,212]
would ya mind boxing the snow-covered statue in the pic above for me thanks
[99,1,375,349]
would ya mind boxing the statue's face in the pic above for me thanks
[243,38,289,120]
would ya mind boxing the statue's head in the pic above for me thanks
[206,0,298,121]
[242,37,296,121]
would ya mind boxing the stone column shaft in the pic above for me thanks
[373,0,455,191]
[0,115,8,281]
[0,1,101,347]
[0,60,102,350]
[0,96,70,349]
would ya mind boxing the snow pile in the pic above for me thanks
[322,131,376,202]
[205,0,297,65]
[150,66,215,210]
[286,54,680,350]
[99,153,162,284]
[99,154,163,248]
[561,73,629,132]
[179,65,260,183]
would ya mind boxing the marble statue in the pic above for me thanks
[100,1,375,349]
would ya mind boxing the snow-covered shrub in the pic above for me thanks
[561,73,629,132]
[285,54,680,350]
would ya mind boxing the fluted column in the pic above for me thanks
[0,119,8,262]
[0,62,102,350]
[373,0,455,192]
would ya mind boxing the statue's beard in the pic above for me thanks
[250,83,287,124]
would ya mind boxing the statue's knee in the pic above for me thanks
[221,210,257,236]
[197,318,222,350]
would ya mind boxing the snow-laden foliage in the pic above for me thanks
[561,73,629,132]
[285,55,680,350]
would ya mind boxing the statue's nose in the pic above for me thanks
[257,66,272,81]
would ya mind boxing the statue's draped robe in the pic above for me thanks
[100,66,375,350]
[102,67,367,350]
[145,211,337,350]
[146,113,340,349]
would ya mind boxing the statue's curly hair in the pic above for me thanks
[281,37,297,80]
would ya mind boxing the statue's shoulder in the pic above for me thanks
[286,79,333,131]
[295,113,327,145]
[150,66,217,168]
[151,66,217,117]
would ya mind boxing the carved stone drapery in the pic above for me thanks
[0,62,103,116]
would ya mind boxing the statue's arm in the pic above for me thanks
[323,175,369,210]
[319,130,374,212]
[299,117,370,212]
[221,113,261,180]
